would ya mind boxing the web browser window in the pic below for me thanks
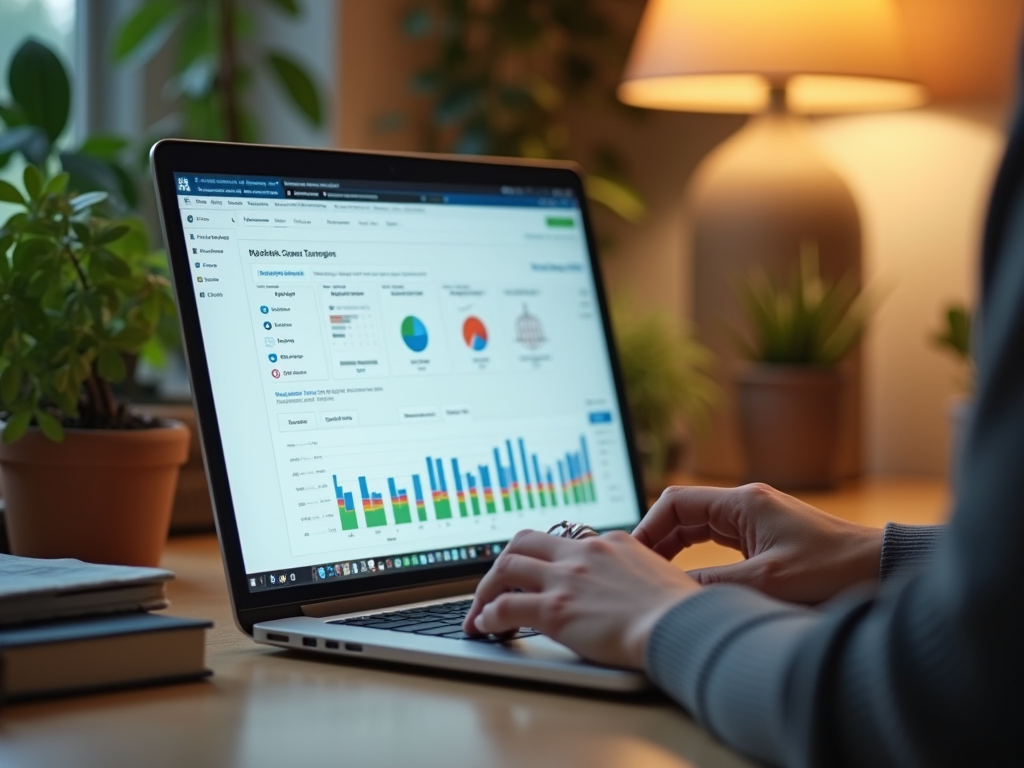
[172,172,641,592]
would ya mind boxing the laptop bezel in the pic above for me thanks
[150,139,647,630]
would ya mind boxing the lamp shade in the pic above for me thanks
[619,0,928,114]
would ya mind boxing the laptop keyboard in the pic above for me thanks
[328,599,540,642]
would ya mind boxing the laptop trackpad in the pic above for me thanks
[494,634,591,665]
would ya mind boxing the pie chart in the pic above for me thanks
[462,316,488,351]
[401,315,429,352]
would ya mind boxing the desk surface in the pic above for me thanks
[0,478,948,768]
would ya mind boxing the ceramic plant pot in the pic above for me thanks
[0,420,190,566]
[736,365,843,490]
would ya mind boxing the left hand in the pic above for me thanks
[462,529,701,669]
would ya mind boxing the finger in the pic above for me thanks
[502,529,576,562]
[463,553,550,633]
[473,592,546,635]
[649,524,711,559]
[687,558,763,588]
[633,486,746,552]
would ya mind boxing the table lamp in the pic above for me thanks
[618,0,928,479]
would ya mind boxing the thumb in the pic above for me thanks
[687,557,765,589]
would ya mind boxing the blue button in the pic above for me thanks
[588,411,612,424]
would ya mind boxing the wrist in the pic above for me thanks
[851,525,884,582]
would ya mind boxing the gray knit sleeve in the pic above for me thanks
[645,586,818,763]
[879,523,944,581]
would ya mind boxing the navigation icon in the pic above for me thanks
[263,321,272,330]
[271,369,281,379]
[268,353,278,363]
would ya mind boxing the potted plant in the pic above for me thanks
[0,166,188,566]
[931,302,973,487]
[733,244,871,489]
[611,301,718,496]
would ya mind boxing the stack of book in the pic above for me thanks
[0,553,211,703]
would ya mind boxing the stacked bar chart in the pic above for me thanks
[359,477,387,528]
[332,476,360,531]
[331,435,596,529]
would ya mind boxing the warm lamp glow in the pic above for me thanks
[619,0,928,114]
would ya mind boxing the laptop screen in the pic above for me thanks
[171,171,642,594]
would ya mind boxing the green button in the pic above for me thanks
[546,216,575,228]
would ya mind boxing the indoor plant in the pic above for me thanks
[0,165,188,566]
[733,245,871,489]
[612,300,718,495]
[931,302,973,487]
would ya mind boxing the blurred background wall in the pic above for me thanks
[335,0,1018,478]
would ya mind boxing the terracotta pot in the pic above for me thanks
[133,403,214,533]
[736,365,843,490]
[0,421,190,566]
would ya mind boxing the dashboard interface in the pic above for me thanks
[171,171,641,593]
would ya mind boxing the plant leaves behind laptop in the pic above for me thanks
[0,165,176,443]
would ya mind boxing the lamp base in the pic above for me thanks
[689,109,863,480]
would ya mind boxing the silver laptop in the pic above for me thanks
[151,140,648,691]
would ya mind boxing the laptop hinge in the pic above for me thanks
[299,576,481,618]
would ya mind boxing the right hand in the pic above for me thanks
[632,483,884,604]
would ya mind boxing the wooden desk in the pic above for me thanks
[0,479,947,768]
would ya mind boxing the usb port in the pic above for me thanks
[302,637,317,648]
[267,633,289,643]
[325,640,339,650]
[344,643,363,652]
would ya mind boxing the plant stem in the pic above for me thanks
[65,244,120,427]
[218,0,241,142]
[89,364,119,425]
[64,244,89,291]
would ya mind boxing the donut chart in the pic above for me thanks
[401,315,429,353]
[462,316,488,351]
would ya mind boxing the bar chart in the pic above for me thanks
[331,435,597,530]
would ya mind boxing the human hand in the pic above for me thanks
[633,483,884,604]
[462,529,700,669]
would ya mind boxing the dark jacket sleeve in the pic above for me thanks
[645,72,1024,768]
[879,523,944,581]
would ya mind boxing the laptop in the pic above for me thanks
[151,140,648,691]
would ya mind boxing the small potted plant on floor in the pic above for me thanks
[733,242,872,489]
[0,166,188,566]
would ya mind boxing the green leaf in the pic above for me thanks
[8,39,71,143]
[35,410,64,442]
[71,221,92,245]
[69,190,109,212]
[43,171,69,196]
[22,164,44,201]
[262,0,300,16]
[0,102,26,128]
[0,125,49,166]
[95,248,131,278]
[78,134,129,161]
[60,151,125,207]
[0,179,25,206]
[12,238,53,271]
[97,347,127,383]
[0,362,22,403]
[96,224,130,245]
[585,175,647,224]
[113,0,181,63]
[265,52,323,126]
[2,410,31,444]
